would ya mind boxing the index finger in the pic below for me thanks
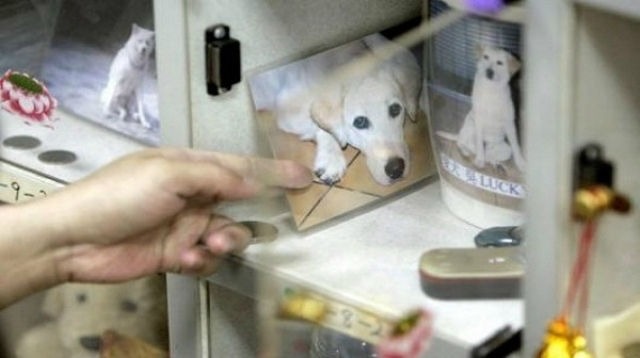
[158,148,313,189]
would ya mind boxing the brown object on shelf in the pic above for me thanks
[100,330,168,358]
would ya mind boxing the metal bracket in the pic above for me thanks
[205,24,241,95]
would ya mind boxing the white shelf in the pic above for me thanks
[0,111,145,183]
[574,0,640,21]
[0,160,63,203]
[209,180,523,351]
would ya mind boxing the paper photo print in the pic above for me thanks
[40,0,159,145]
[426,3,524,210]
[249,26,436,231]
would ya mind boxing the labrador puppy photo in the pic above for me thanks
[251,33,421,186]
[249,30,435,230]
[436,45,524,171]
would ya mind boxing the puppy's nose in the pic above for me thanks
[385,157,405,180]
[79,335,102,352]
[486,68,494,80]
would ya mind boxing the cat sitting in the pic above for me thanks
[101,23,155,128]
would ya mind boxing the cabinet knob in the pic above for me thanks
[205,24,241,96]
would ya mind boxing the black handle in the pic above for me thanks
[205,24,241,95]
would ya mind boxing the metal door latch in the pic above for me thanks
[205,24,240,95]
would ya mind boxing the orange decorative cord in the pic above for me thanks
[538,219,598,357]
[561,220,597,330]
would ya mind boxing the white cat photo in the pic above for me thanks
[101,23,155,128]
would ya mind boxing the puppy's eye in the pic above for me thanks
[388,103,402,118]
[76,293,87,304]
[120,299,138,313]
[353,116,370,129]
[497,60,504,65]
[483,54,489,60]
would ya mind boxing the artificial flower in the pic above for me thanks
[0,69,57,128]
[377,309,433,358]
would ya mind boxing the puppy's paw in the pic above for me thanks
[314,156,347,186]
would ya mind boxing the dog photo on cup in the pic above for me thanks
[424,0,526,228]
[248,26,436,231]
[428,39,525,225]
[435,44,524,173]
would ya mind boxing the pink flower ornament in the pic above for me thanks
[378,309,434,358]
[0,70,58,128]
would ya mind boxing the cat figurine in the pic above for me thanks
[101,23,155,128]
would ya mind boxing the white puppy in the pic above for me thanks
[437,46,524,171]
[251,33,421,185]
[101,23,155,129]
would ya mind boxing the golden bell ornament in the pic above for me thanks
[537,318,592,358]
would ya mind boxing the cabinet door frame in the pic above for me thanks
[154,1,207,357]
[522,0,577,356]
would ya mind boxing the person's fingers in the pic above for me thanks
[167,160,260,202]
[178,246,224,276]
[166,213,251,276]
[158,206,212,266]
[156,148,313,189]
[201,215,253,255]
[205,223,253,254]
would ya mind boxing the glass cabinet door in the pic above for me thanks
[169,1,527,357]
[1,0,158,145]
[0,0,154,183]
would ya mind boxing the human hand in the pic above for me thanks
[41,148,312,283]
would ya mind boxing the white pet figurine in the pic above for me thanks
[101,23,155,129]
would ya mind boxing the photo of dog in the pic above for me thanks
[39,1,159,145]
[249,31,436,230]
[252,33,421,186]
[101,24,155,129]
[428,43,524,210]
[436,45,524,172]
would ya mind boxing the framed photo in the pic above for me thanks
[40,0,159,145]
[248,23,436,230]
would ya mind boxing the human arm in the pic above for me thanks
[0,148,312,308]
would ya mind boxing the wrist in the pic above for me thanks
[0,201,68,307]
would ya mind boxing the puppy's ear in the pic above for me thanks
[507,52,521,76]
[400,79,421,123]
[310,91,347,148]
[42,285,64,318]
[383,53,422,123]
